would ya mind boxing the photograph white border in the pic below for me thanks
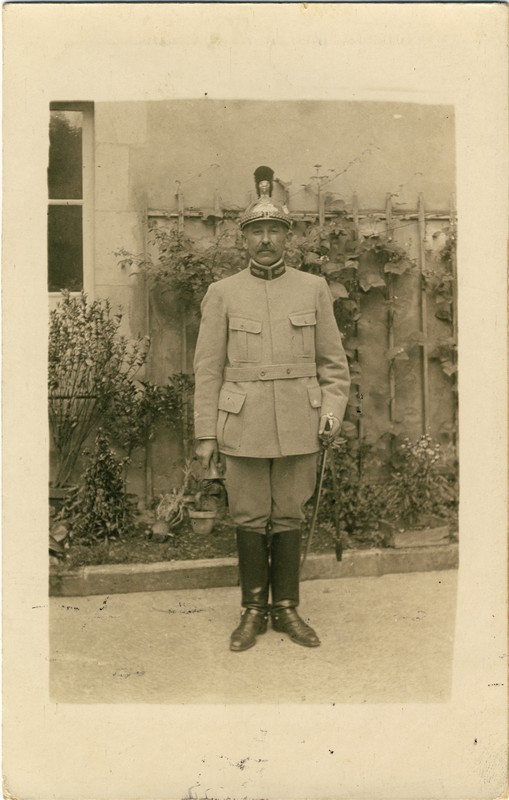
[3,4,508,798]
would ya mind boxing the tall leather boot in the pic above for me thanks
[270,529,320,647]
[230,527,270,652]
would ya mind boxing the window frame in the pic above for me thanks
[48,101,94,300]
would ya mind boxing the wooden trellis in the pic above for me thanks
[143,187,457,495]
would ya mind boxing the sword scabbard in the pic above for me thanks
[300,442,329,574]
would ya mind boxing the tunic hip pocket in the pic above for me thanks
[216,387,247,450]
[228,317,262,363]
[289,311,316,358]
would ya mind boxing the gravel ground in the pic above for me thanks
[50,569,457,704]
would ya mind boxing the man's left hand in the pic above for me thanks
[319,414,341,440]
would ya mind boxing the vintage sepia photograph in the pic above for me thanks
[48,98,459,704]
[3,4,507,799]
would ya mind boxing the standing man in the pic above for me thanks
[193,166,350,652]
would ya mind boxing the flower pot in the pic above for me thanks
[390,523,450,549]
[187,509,217,535]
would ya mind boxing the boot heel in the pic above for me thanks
[271,608,320,647]
[258,616,268,635]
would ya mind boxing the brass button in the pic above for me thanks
[286,368,291,374]
[260,371,266,377]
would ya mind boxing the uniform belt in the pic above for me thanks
[224,363,317,381]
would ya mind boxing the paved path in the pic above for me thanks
[50,570,457,704]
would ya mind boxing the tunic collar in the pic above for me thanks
[249,257,286,281]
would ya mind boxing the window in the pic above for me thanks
[48,102,94,294]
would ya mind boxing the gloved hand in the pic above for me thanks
[318,414,341,441]
[195,438,219,470]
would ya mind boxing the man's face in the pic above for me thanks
[242,220,289,266]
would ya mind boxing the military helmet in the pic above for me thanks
[238,165,292,230]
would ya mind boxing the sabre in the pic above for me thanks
[300,441,329,575]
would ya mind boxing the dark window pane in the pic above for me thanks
[48,111,83,200]
[48,205,83,291]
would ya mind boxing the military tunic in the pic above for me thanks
[193,263,351,459]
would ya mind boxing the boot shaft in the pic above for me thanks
[236,527,270,610]
[270,528,302,608]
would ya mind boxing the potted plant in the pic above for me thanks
[153,458,224,539]
[186,480,222,535]
[185,456,225,534]
[151,460,194,541]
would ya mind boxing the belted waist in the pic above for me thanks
[224,363,317,382]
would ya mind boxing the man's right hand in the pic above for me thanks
[195,438,219,471]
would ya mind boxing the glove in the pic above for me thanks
[318,414,341,441]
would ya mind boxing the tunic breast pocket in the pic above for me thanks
[289,311,316,358]
[228,317,262,363]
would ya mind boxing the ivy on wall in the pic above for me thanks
[117,211,458,473]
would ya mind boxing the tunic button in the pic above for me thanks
[260,371,266,377]
[286,368,291,374]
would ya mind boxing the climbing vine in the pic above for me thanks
[117,210,458,499]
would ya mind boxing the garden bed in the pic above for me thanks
[52,511,393,572]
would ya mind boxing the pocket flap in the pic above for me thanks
[218,388,247,414]
[307,385,322,408]
[289,310,317,327]
[229,317,262,334]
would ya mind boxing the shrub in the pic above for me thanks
[60,430,137,544]
[317,439,387,546]
[103,373,195,459]
[49,291,149,486]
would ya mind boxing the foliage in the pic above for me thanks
[383,434,457,528]
[429,337,457,380]
[113,211,458,539]
[317,438,387,546]
[422,229,455,318]
[49,291,149,486]
[58,430,137,544]
[155,458,223,534]
[155,459,194,529]
[286,218,414,339]
[315,432,458,543]
[103,373,195,457]
[161,372,196,446]
[118,215,414,322]
[116,226,246,311]
[425,227,458,382]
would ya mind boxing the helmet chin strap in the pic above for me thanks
[250,255,284,269]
